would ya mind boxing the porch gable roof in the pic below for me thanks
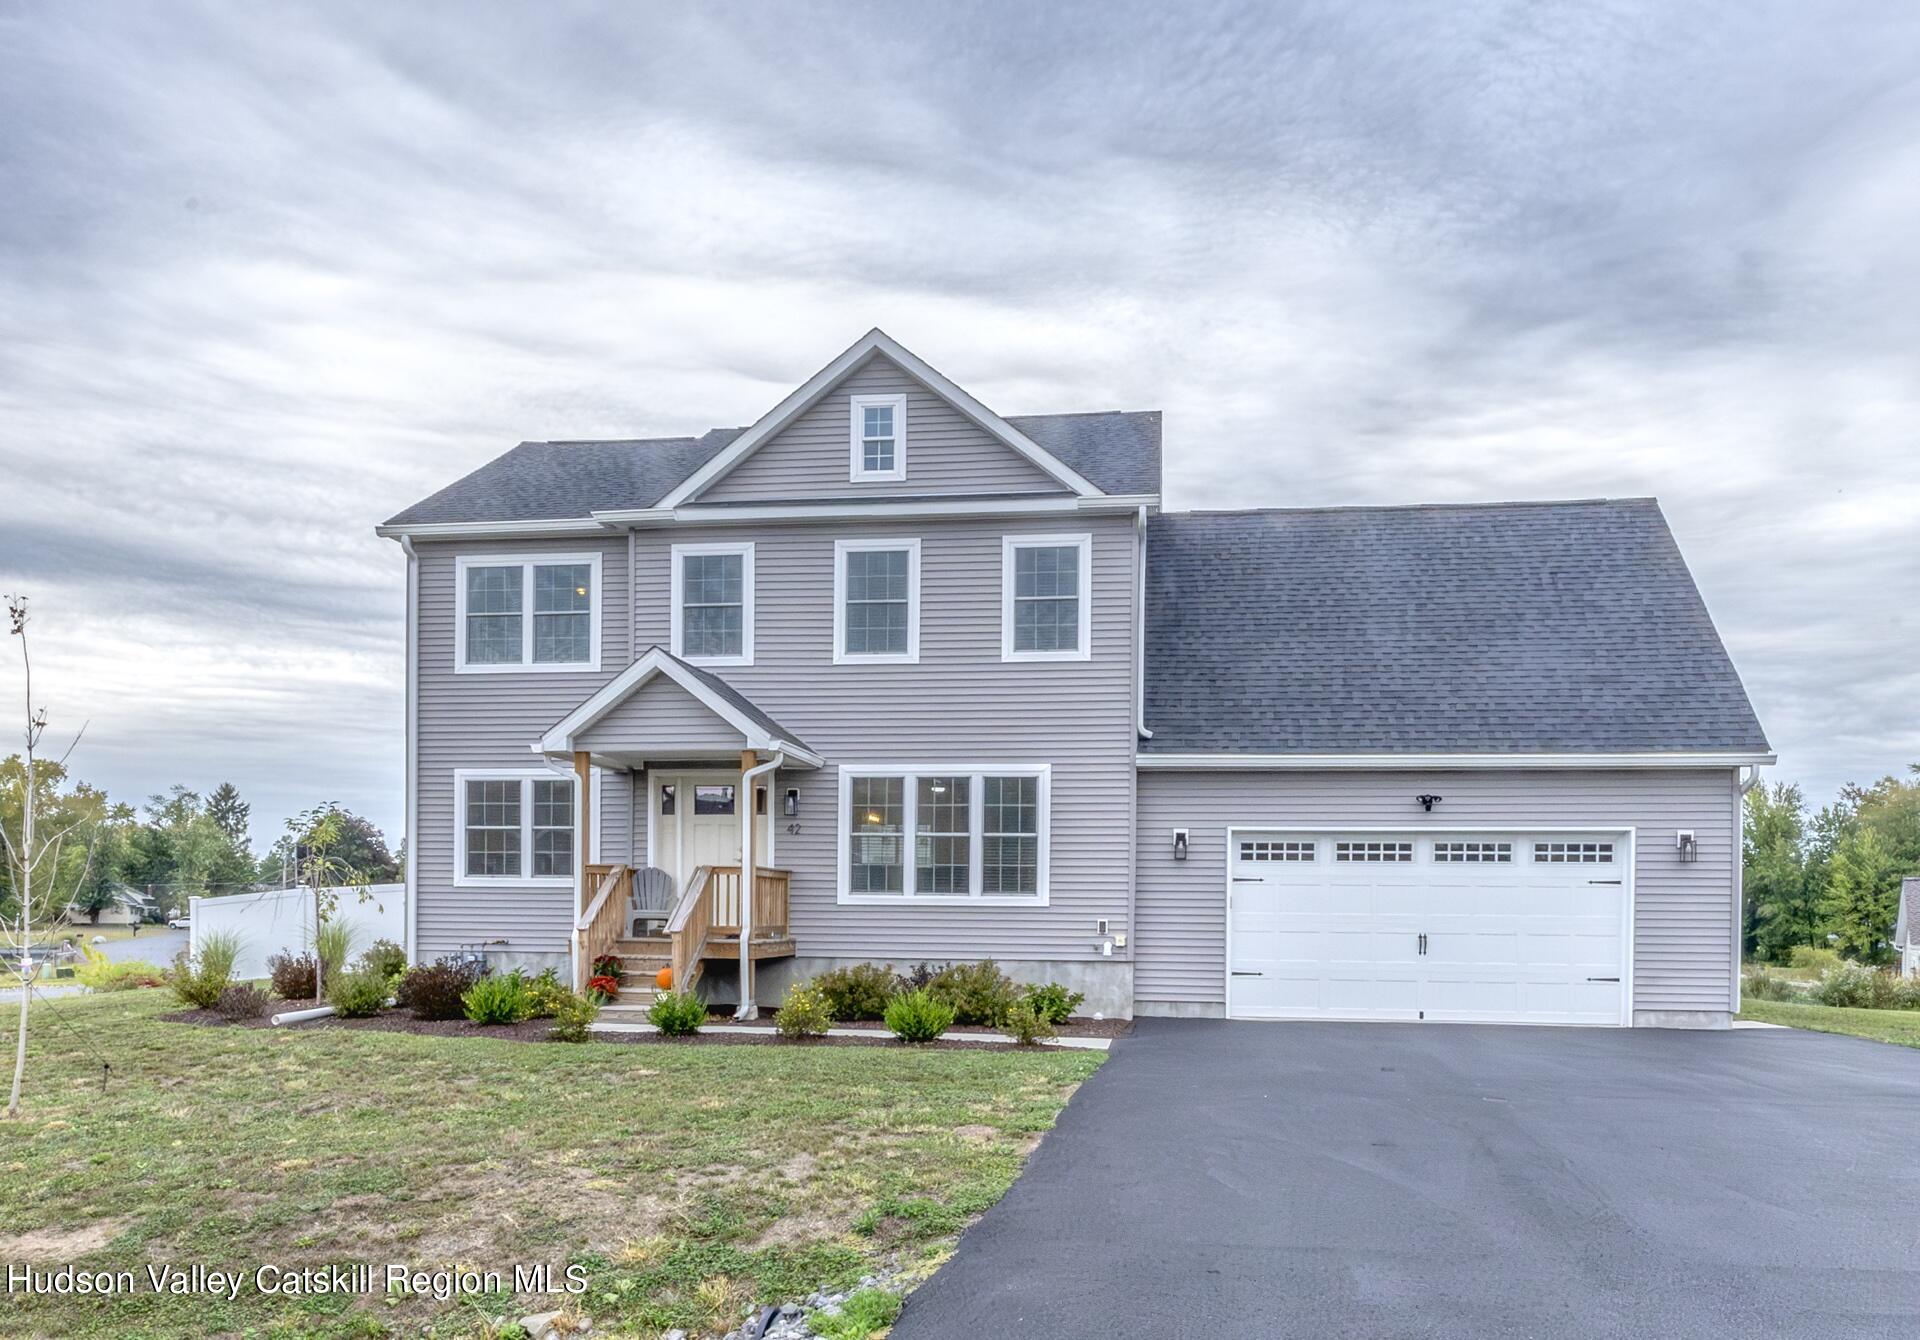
[536,647,819,765]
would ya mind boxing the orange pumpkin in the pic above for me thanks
[655,966,673,991]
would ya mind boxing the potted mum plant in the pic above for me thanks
[586,974,621,1004]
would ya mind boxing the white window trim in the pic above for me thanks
[832,537,921,665]
[836,762,1050,906]
[454,552,602,674]
[1001,533,1092,662]
[669,541,755,667]
[848,393,908,482]
[452,768,578,889]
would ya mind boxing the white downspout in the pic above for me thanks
[400,537,419,965]
[736,749,785,1020]
[1135,504,1152,740]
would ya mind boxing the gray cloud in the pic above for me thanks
[2,0,1916,844]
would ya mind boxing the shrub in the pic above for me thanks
[927,960,1020,1026]
[776,982,833,1039]
[1788,945,1842,974]
[526,968,571,1018]
[314,920,357,982]
[884,989,954,1044]
[358,939,408,981]
[648,990,707,1035]
[1742,968,1797,1002]
[169,931,243,1008]
[814,963,901,1021]
[214,983,272,1021]
[398,956,486,1020]
[1023,981,1085,1025]
[590,953,625,982]
[585,974,621,1003]
[75,944,164,992]
[463,971,536,1025]
[811,1289,902,1340]
[267,951,318,1000]
[548,990,600,1043]
[1810,960,1904,1010]
[898,961,945,992]
[1002,997,1055,1046]
[328,968,391,1018]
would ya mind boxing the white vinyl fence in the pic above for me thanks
[189,884,406,982]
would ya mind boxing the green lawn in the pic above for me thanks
[0,991,1101,1339]
[1737,998,1920,1049]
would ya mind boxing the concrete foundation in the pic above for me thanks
[1633,1009,1732,1030]
[739,955,1136,1019]
[1134,999,1227,1020]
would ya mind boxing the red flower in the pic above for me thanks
[586,975,621,1000]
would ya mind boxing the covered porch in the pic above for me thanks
[536,647,823,1016]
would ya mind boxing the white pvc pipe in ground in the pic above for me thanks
[270,1005,337,1027]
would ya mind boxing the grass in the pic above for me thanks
[0,991,1100,1339]
[1737,998,1920,1049]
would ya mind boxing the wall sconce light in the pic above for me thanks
[1417,794,1443,812]
[1172,828,1189,861]
[783,788,800,818]
[1676,830,1697,863]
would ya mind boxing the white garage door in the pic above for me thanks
[1228,831,1628,1026]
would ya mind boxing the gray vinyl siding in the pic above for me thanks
[413,536,631,958]
[577,679,747,754]
[696,354,1068,502]
[1134,768,1740,1015]
[594,767,635,868]
[637,513,1137,960]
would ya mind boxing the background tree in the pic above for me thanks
[260,806,397,886]
[1818,825,1902,963]
[206,782,251,847]
[1743,782,1815,963]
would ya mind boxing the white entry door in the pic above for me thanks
[1228,832,1628,1026]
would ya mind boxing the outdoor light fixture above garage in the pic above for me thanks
[1173,828,1189,861]
[1677,830,1698,862]
[1417,794,1443,811]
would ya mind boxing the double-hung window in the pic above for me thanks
[455,770,576,886]
[848,393,907,481]
[1002,534,1091,661]
[456,553,601,671]
[834,538,920,663]
[671,542,754,666]
[839,764,1050,902]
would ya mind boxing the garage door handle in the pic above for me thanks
[1588,879,1623,885]
[1587,977,1620,983]
[1418,933,1427,955]
[1231,876,1262,882]
[1231,971,1263,977]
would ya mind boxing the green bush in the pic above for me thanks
[313,920,357,983]
[884,989,954,1044]
[1810,960,1906,1010]
[813,963,901,1020]
[214,983,273,1021]
[1023,981,1085,1025]
[776,982,833,1039]
[648,990,707,1036]
[525,968,571,1019]
[397,957,486,1020]
[1002,997,1055,1046]
[1789,945,1842,974]
[927,960,1020,1026]
[327,968,391,1018]
[1742,967,1797,1002]
[548,990,600,1043]
[463,971,536,1025]
[169,931,243,1008]
[811,1289,902,1340]
[266,951,318,1000]
[358,939,407,981]
[75,944,164,992]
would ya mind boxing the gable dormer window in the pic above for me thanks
[849,393,907,482]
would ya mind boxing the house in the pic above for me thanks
[376,330,1772,1028]
[64,883,154,927]
[1895,877,1920,978]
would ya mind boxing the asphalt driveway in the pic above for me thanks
[894,1019,1920,1340]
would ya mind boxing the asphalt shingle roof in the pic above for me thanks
[1141,498,1771,755]
[383,411,1161,526]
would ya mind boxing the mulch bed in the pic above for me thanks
[160,1005,1106,1050]
[700,1008,1134,1039]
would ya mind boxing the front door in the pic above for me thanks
[655,773,743,895]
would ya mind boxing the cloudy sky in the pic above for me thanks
[2,1,1917,846]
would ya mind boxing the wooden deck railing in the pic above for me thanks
[666,865,715,995]
[706,866,789,938]
[575,863,632,993]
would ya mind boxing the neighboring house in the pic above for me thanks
[64,883,154,927]
[377,329,1772,1028]
[1895,878,1920,978]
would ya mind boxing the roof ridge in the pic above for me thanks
[1157,497,1656,519]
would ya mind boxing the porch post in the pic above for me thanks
[573,750,592,991]
[739,747,757,1017]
